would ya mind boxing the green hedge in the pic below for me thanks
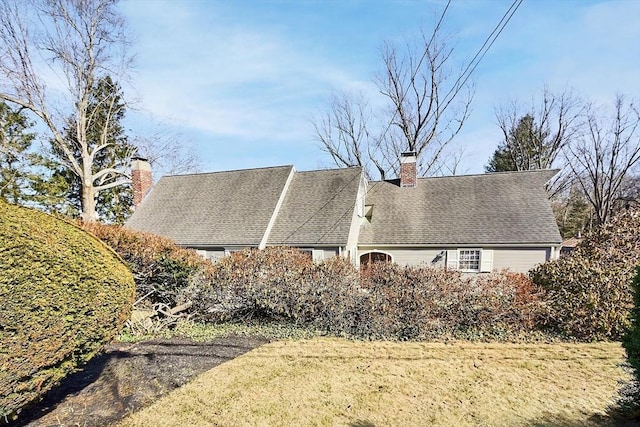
[0,201,135,421]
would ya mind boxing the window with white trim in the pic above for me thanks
[458,249,481,272]
[446,249,493,273]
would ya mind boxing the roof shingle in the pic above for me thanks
[267,168,363,246]
[126,165,294,246]
[359,169,562,245]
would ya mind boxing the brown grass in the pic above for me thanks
[117,339,629,427]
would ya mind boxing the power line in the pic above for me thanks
[375,0,524,168]
[441,0,524,110]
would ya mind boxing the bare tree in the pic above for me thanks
[314,21,473,180]
[313,91,386,180]
[0,0,131,221]
[564,95,640,225]
[493,88,582,172]
[133,123,202,178]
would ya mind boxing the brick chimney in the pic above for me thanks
[131,157,152,208]
[400,151,417,188]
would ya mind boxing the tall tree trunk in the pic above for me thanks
[80,182,97,222]
[80,157,97,221]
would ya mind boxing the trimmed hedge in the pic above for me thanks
[192,247,337,323]
[191,247,544,340]
[78,222,215,308]
[0,201,135,421]
[359,263,543,340]
[531,209,640,340]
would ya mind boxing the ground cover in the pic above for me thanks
[117,338,629,427]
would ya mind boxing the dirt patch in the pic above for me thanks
[14,335,269,427]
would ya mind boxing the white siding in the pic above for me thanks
[358,247,445,267]
[358,246,551,273]
[189,247,226,261]
[313,247,339,260]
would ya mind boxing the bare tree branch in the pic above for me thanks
[313,18,473,181]
[564,95,640,225]
[0,0,131,221]
[132,122,201,179]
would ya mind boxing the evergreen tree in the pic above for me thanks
[485,114,551,172]
[553,184,592,238]
[0,102,35,204]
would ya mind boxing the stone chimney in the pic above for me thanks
[131,157,152,208]
[400,151,417,188]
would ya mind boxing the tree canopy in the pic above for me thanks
[0,0,132,221]
[0,102,35,205]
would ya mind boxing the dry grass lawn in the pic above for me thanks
[117,338,629,427]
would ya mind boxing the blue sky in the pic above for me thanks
[120,0,640,177]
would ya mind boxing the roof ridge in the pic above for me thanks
[367,168,559,184]
[295,166,363,174]
[161,164,294,178]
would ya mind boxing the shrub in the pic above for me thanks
[622,267,640,415]
[192,247,361,328]
[360,263,543,340]
[0,201,135,421]
[303,256,364,335]
[79,222,215,308]
[191,246,544,341]
[531,209,640,340]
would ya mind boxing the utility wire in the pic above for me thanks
[441,0,524,110]
[375,0,524,167]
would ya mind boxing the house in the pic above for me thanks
[560,236,582,256]
[126,153,562,273]
[127,160,366,262]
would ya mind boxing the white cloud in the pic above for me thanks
[121,0,372,147]
[119,0,640,175]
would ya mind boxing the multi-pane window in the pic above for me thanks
[359,251,392,266]
[458,249,481,271]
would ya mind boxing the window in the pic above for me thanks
[458,249,481,272]
[299,249,313,260]
[446,249,493,273]
[299,248,324,262]
[360,251,392,266]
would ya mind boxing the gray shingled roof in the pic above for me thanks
[359,170,562,245]
[267,167,363,246]
[126,166,294,246]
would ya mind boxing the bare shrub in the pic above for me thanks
[360,263,543,340]
[79,222,215,308]
[531,209,640,340]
